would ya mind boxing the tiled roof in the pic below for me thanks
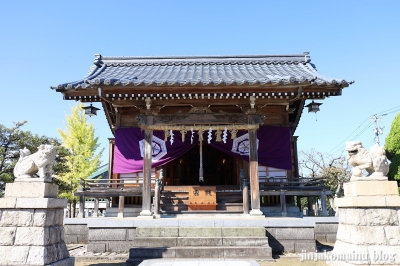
[53,53,353,90]
[87,164,108,180]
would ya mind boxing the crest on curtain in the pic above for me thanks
[139,135,167,161]
[231,133,259,156]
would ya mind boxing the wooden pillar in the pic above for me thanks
[93,197,99,217]
[118,195,124,218]
[280,192,287,217]
[153,181,160,216]
[242,176,249,214]
[248,115,263,216]
[140,115,153,217]
[307,196,313,216]
[292,136,300,177]
[321,192,328,216]
[106,197,111,208]
[78,195,85,218]
[297,196,302,209]
[107,138,115,180]
[314,197,319,216]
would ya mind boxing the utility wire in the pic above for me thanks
[329,121,373,155]
[353,121,374,140]
[382,108,400,116]
[376,105,400,116]
[328,104,400,155]
[328,117,369,154]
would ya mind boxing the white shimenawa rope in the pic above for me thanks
[208,127,212,144]
[222,127,228,143]
[169,130,174,145]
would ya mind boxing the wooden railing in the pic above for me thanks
[79,177,157,191]
[259,177,329,191]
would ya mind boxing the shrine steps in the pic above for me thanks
[125,227,272,265]
[160,188,244,214]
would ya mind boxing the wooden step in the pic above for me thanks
[216,203,243,211]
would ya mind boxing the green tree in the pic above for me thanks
[0,121,70,196]
[385,112,400,182]
[57,103,104,217]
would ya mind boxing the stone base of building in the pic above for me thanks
[0,182,73,266]
[327,181,400,265]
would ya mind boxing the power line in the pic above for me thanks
[382,108,400,117]
[328,117,369,154]
[327,104,400,155]
[353,121,374,139]
[376,105,400,116]
[329,121,373,155]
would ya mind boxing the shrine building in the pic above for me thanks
[52,53,352,218]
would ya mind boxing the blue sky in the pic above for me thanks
[1,1,399,166]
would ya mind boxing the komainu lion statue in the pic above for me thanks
[13,144,57,181]
[345,141,389,181]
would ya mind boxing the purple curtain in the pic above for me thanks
[114,128,196,173]
[113,126,292,173]
[209,127,292,170]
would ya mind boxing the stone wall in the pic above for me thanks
[266,227,315,253]
[64,224,89,244]
[64,217,339,254]
[88,227,137,252]
[315,223,338,244]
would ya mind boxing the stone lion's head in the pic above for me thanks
[345,141,363,157]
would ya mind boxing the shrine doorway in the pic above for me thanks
[164,143,239,186]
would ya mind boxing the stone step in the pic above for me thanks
[130,237,270,247]
[136,227,267,238]
[127,246,272,260]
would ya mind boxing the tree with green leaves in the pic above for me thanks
[385,112,400,183]
[57,103,104,217]
[0,121,70,196]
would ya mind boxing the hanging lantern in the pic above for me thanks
[305,101,322,113]
[82,104,100,116]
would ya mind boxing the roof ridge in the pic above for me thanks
[97,52,310,62]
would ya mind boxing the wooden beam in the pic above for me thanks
[111,98,291,107]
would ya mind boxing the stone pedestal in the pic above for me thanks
[0,181,74,266]
[327,181,400,265]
